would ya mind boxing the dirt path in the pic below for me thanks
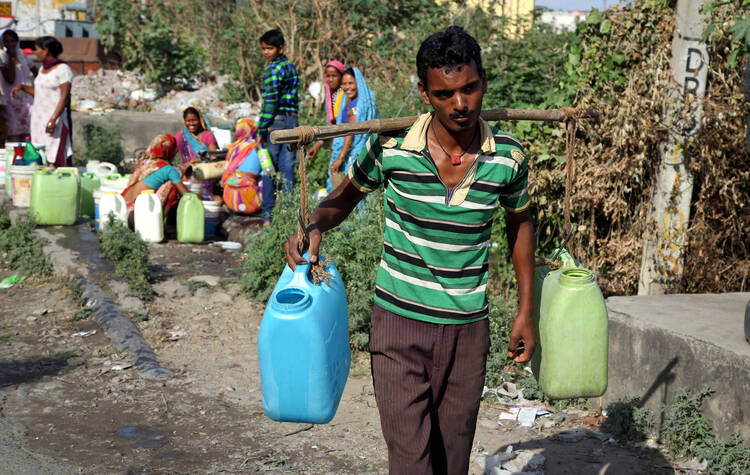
[0,240,679,474]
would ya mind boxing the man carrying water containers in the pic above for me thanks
[285,26,536,475]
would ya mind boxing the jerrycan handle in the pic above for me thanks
[289,251,313,288]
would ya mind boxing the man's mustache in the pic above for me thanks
[450,109,471,120]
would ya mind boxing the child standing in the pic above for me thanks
[258,29,299,225]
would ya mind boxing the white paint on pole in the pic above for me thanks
[638,0,708,295]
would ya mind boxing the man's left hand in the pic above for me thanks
[507,311,536,363]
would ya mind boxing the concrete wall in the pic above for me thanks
[604,293,750,440]
[72,111,184,164]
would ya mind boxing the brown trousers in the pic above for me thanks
[370,303,490,475]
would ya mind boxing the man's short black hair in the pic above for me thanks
[416,26,483,88]
[260,29,285,47]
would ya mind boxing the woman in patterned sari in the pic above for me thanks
[221,119,262,214]
[122,134,189,226]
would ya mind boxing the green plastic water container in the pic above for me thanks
[531,253,608,400]
[30,168,80,225]
[80,172,101,218]
[177,193,205,243]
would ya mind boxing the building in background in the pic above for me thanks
[446,0,536,38]
[539,10,588,32]
[1,0,109,73]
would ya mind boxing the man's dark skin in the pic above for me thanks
[285,61,537,363]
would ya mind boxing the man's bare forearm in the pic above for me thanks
[308,179,365,234]
[506,210,535,315]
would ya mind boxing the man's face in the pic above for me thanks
[419,61,486,133]
[261,42,283,63]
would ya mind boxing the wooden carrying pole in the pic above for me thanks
[270,107,599,144]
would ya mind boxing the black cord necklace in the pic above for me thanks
[431,121,480,166]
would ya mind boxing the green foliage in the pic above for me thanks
[240,186,384,350]
[661,386,716,459]
[98,217,154,301]
[240,189,299,302]
[603,395,655,441]
[77,123,124,171]
[702,0,750,66]
[484,293,516,388]
[0,214,52,277]
[72,308,92,321]
[697,433,750,474]
[96,0,207,90]
[319,193,384,349]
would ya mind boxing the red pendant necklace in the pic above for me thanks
[431,122,480,166]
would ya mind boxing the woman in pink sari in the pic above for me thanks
[0,29,36,142]
[175,106,219,199]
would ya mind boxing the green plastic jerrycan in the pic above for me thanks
[531,250,608,400]
[30,167,80,225]
[80,172,101,218]
[177,193,205,243]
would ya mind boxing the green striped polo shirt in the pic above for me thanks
[348,113,530,324]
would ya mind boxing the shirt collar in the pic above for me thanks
[400,112,495,154]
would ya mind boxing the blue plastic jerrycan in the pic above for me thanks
[258,253,351,424]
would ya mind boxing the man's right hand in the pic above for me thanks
[284,224,322,270]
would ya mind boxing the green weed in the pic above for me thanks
[99,217,155,301]
[0,214,52,277]
[55,348,81,359]
[661,386,716,459]
[98,346,120,357]
[697,433,750,474]
[602,395,654,442]
[72,308,92,321]
[183,279,211,294]
[130,312,149,323]
[65,278,83,306]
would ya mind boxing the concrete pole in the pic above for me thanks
[638,0,708,295]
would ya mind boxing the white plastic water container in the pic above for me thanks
[187,181,203,196]
[99,192,127,230]
[134,190,163,242]
[88,161,117,181]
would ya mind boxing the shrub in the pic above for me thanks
[602,395,654,442]
[697,433,750,475]
[98,217,154,301]
[0,214,52,277]
[77,123,124,171]
[661,386,716,459]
